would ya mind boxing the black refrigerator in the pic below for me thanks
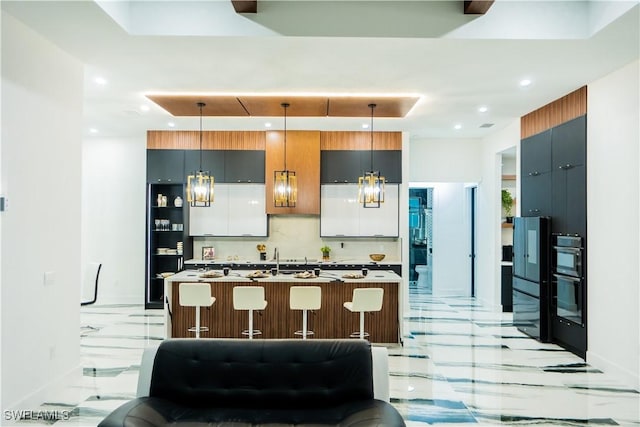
[512,216,552,342]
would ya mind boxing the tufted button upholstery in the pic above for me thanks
[99,338,406,427]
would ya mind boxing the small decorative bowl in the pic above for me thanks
[369,253,385,262]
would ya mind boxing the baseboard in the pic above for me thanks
[6,364,82,412]
[587,350,640,390]
[97,294,143,305]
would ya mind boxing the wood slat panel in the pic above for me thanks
[521,86,587,139]
[147,131,265,150]
[146,95,419,118]
[170,280,399,343]
[231,0,257,13]
[464,0,495,14]
[238,97,328,117]
[146,95,249,116]
[328,97,419,118]
[320,131,402,150]
[265,130,320,215]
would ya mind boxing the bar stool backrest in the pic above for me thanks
[179,283,214,307]
[351,288,384,312]
[233,286,266,310]
[290,286,322,310]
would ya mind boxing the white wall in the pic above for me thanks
[409,138,482,297]
[409,138,482,183]
[1,13,83,410]
[82,137,146,304]
[586,59,639,389]
[476,121,521,309]
[430,183,472,296]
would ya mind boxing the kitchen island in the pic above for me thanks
[163,269,401,344]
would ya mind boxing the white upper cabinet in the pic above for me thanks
[320,184,399,237]
[189,184,267,237]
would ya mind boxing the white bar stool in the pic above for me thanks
[290,286,322,339]
[179,283,215,338]
[233,286,268,339]
[343,288,384,340]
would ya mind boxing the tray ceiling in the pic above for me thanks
[146,95,420,118]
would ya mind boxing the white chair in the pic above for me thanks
[290,286,322,339]
[179,283,215,338]
[343,288,384,340]
[233,286,267,339]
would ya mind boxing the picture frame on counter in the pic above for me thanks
[202,247,215,261]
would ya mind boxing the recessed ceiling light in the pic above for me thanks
[140,105,150,112]
[478,105,489,113]
[265,122,272,128]
[167,122,175,128]
[94,77,107,85]
[362,123,369,129]
[89,128,98,134]
[454,123,462,130]
[519,79,532,87]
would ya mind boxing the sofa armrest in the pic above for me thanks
[136,345,159,397]
[371,346,390,402]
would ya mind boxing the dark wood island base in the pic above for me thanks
[166,278,400,344]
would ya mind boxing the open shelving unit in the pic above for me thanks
[145,183,192,309]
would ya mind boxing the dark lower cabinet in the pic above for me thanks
[552,317,587,359]
[501,264,513,312]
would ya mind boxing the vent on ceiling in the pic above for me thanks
[480,123,494,128]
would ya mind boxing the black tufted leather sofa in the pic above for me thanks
[98,338,406,426]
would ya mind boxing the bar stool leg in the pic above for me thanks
[248,309,254,340]
[302,309,308,340]
[195,306,201,339]
[359,311,365,339]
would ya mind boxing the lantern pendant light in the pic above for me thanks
[186,102,214,207]
[358,103,385,208]
[273,103,297,207]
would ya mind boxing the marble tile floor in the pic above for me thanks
[10,286,639,426]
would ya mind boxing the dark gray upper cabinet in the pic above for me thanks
[552,115,586,169]
[321,151,362,183]
[521,129,552,176]
[147,149,185,183]
[370,150,402,183]
[521,173,552,217]
[321,150,402,184]
[184,150,225,181]
[224,150,265,183]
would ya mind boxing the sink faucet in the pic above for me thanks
[274,247,279,274]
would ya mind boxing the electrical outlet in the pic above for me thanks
[44,271,56,287]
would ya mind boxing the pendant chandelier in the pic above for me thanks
[186,102,214,207]
[274,103,297,207]
[358,103,385,208]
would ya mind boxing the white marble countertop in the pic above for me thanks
[184,258,400,265]
[166,268,401,283]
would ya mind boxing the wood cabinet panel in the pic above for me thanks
[521,86,586,139]
[147,131,265,150]
[320,131,402,150]
[265,131,320,215]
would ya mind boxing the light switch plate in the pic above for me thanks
[44,271,55,287]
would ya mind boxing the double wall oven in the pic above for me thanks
[553,235,584,327]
